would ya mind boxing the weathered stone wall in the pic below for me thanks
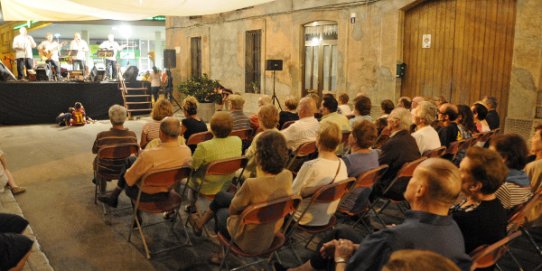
[166,0,541,138]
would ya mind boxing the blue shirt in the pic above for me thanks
[341,150,379,177]
[346,211,472,271]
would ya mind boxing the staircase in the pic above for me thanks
[118,70,152,117]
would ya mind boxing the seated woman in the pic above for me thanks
[490,134,533,210]
[192,130,292,262]
[279,96,299,129]
[292,121,348,226]
[243,104,279,178]
[349,95,372,127]
[140,98,173,149]
[181,96,208,153]
[338,119,379,214]
[188,112,242,209]
[411,101,441,155]
[451,147,507,255]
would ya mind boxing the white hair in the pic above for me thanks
[390,107,413,131]
[108,105,127,125]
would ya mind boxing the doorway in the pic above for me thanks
[303,21,338,97]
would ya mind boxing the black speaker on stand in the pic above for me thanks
[266,59,283,110]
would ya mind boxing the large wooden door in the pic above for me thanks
[402,0,516,122]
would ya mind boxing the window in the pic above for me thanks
[303,21,338,96]
[190,37,202,77]
[245,30,261,93]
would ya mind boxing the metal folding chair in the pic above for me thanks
[186,131,213,147]
[469,231,523,271]
[128,166,192,259]
[285,141,317,175]
[281,120,296,130]
[217,195,302,271]
[422,146,447,158]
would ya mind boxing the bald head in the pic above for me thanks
[298,97,317,118]
[408,158,461,209]
[160,117,181,139]
[439,103,459,122]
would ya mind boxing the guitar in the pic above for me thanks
[39,41,67,61]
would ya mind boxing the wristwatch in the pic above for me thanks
[335,257,347,264]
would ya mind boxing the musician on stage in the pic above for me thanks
[12,27,36,80]
[99,34,121,80]
[37,33,63,81]
[69,32,89,74]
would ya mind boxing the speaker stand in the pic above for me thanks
[271,70,283,111]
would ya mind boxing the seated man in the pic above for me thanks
[228,94,251,131]
[278,158,472,271]
[320,95,351,132]
[437,103,459,148]
[0,213,34,271]
[281,97,320,150]
[98,117,192,207]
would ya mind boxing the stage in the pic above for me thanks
[0,81,125,125]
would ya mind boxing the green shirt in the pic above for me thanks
[190,136,242,195]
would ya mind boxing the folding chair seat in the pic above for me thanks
[285,178,355,261]
[94,143,140,204]
[128,166,192,259]
[217,195,301,271]
[281,120,295,130]
[422,146,447,158]
[374,157,427,223]
[469,231,522,271]
[285,141,317,175]
[336,165,389,231]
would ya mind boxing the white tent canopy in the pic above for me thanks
[0,0,275,21]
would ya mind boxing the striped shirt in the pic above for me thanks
[230,111,251,131]
[141,121,161,145]
[92,128,138,154]
[495,169,533,209]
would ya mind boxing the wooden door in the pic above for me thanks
[402,0,516,122]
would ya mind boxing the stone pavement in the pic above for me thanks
[0,189,54,271]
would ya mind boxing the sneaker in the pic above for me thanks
[97,194,118,208]
[10,186,26,195]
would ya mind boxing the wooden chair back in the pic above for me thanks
[97,143,139,159]
[396,157,427,178]
[294,141,317,158]
[186,131,213,146]
[507,190,541,232]
[423,146,447,158]
[281,120,295,130]
[231,128,253,141]
[476,131,493,143]
[469,231,522,271]
[382,157,427,199]
[205,156,248,176]
[310,178,356,204]
[140,166,191,192]
[446,140,463,156]
[353,165,389,189]
[240,195,301,225]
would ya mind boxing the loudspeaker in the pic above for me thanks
[396,63,407,78]
[164,49,176,68]
[91,64,105,82]
[266,59,283,71]
[36,64,51,81]
[124,66,139,83]
[0,61,16,81]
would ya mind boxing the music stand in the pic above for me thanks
[266,59,283,110]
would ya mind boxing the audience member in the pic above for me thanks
[472,102,490,133]
[349,95,372,126]
[411,101,441,155]
[140,99,173,149]
[397,96,412,110]
[338,93,352,116]
[98,117,191,209]
[451,147,507,255]
[433,96,448,107]
[379,99,394,119]
[281,97,320,150]
[188,112,242,201]
[482,96,500,130]
[339,119,379,214]
[437,103,459,148]
[0,148,26,194]
[279,96,300,129]
[150,66,161,102]
[55,106,75,126]
[320,95,351,131]
[491,134,533,209]
[249,95,272,132]
[411,96,425,109]
[278,158,471,271]
[291,121,348,226]
[181,96,208,152]
[0,213,34,271]
[191,131,292,262]
[382,250,461,271]
[214,84,233,111]
[243,105,279,178]
[374,107,420,200]
[228,94,251,131]
[456,105,476,140]
[71,102,87,126]
[526,124,542,192]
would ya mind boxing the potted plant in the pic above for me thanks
[178,74,221,122]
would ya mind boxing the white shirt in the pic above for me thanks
[99,40,121,60]
[280,117,320,150]
[292,158,348,226]
[38,40,61,62]
[13,34,36,59]
[150,72,161,87]
[70,39,89,60]
[338,104,352,115]
[411,125,441,155]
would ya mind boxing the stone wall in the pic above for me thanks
[166,0,541,138]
